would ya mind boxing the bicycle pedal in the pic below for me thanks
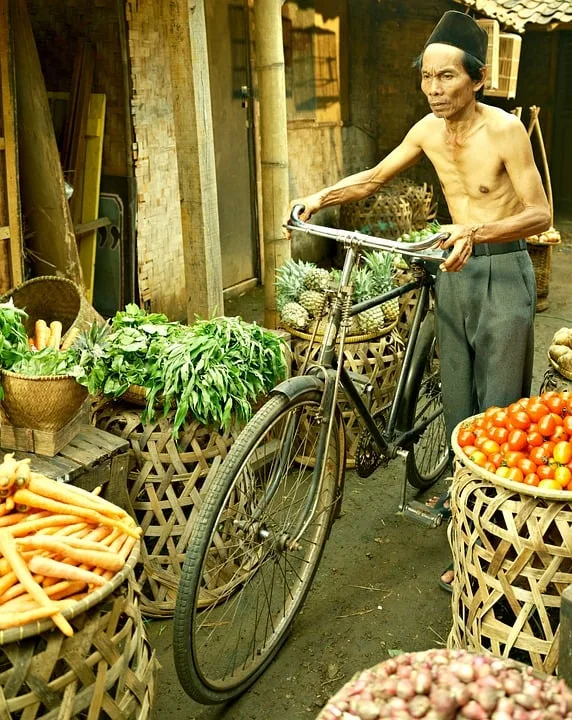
[401,500,443,528]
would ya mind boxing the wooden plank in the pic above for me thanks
[11,0,83,284]
[76,93,106,303]
[0,225,9,240]
[74,216,111,236]
[0,0,23,286]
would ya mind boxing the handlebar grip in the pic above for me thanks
[289,204,306,227]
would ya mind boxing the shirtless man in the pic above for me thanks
[288,11,551,589]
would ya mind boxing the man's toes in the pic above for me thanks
[440,570,454,585]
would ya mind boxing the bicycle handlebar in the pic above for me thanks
[286,204,450,261]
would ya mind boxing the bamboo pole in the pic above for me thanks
[254,0,290,330]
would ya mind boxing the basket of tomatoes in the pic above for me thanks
[448,391,572,675]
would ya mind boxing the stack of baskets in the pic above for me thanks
[0,544,159,718]
[448,417,572,675]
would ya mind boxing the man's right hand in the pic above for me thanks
[284,192,324,238]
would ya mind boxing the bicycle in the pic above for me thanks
[173,206,451,704]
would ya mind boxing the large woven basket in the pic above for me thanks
[93,402,244,617]
[448,417,572,674]
[0,275,103,342]
[0,545,159,719]
[526,241,554,312]
[0,370,88,432]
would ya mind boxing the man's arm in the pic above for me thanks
[291,124,425,222]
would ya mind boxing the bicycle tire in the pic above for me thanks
[404,312,449,489]
[173,389,343,704]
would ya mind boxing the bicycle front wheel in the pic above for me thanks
[405,313,449,489]
[173,389,343,704]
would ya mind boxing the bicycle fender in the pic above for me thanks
[270,374,324,401]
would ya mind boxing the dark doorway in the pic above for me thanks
[551,31,572,214]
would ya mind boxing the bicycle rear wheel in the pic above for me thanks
[405,313,449,489]
[173,389,342,704]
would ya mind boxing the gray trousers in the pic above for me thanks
[434,248,536,446]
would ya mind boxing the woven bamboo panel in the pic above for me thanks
[392,266,423,341]
[0,579,158,719]
[291,328,404,465]
[447,464,572,675]
[340,193,412,239]
[94,403,242,617]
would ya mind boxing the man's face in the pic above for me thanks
[420,43,483,118]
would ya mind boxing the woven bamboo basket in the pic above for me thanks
[286,319,404,466]
[0,275,103,343]
[447,417,572,674]
[0,370,88,432]
[526,230,560,313]
[0,545,159,719]
[93,403,244,617]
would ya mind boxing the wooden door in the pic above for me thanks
[205,0,258,292]
[551,31,572,214]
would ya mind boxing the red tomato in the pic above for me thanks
[541,391,559,405]
[481,439,500,457]
[563,416,572,434]
[517,457,537,476]
[506,467,524,483]
[527,402,550,423]
[524,473,540,487]
[530,446,549,466]
[495,466,512,479]
[507,429,528,451]
[483,461,497,474]
[469,450,488,468]
[508,401,526,415]
[538,414,557,438]
[542,441,556,458]
[475,435,490,450]
[490,452,504,468]
[484,406,502,419]
[538,464,555,480]
[491,410,509,428]
[551,412,564,427]
[457,428,476,448]
[527,431,543,448]
[553,441,572,465]
[546,395,566,416]
[504,450,526,468]
[508,410,531,431]
[550,426,569,443]
[489,425,509,445]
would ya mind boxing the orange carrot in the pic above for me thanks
[60,326,80,351]
[12,489,140,538]
[28,556,107,587]
[0,603,68,630]
[28,474,128,519]
[34,319,50,351]
[48,321,62,350]
[16,536,123,572]
[0,571,17,598]
[17,533,115,554]
[0,530,73,636]
[8,513,86,537]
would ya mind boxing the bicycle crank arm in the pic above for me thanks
[400,500,443,528]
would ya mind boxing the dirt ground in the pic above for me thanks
[146,232,572,720]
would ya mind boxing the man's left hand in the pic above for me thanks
[438,224,476,272]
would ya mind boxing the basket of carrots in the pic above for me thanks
[0,453,158,718]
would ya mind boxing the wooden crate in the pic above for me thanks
[0,403,86,456]
[1,424,132,511]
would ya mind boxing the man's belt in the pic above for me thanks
[472,239,527,257]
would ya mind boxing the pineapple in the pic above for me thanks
[275,259,314,312]
[302,266,331,292]
[352,266,385,334]
[298,289,326,318]
[363,250,400,322]
[280,302,310,330]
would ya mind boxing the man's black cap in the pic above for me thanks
[424,10,488,64]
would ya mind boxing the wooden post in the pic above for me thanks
[168,0,224,322]
[254,0,291,329]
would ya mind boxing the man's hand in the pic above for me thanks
[438,224,480,272]
[284,193,324,239]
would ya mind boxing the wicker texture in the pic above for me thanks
[0,578,158,719]
[0,276,103,344]
[527,243,552,311]
[0,370,88,432]
[447,463,572,675]
[541,364,572,393]
[93,403,242,617]
[291,325,404,465]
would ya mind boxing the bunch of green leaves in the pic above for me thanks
[144,315,287,436]
[71,304,182,396]
[10,347,77,376]
[0,300,30,370]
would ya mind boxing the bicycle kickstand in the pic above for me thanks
[396,450,443,529]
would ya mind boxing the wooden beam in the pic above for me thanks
[74,216,110,237]
[167,0,223,322]
[0,0,23,286]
